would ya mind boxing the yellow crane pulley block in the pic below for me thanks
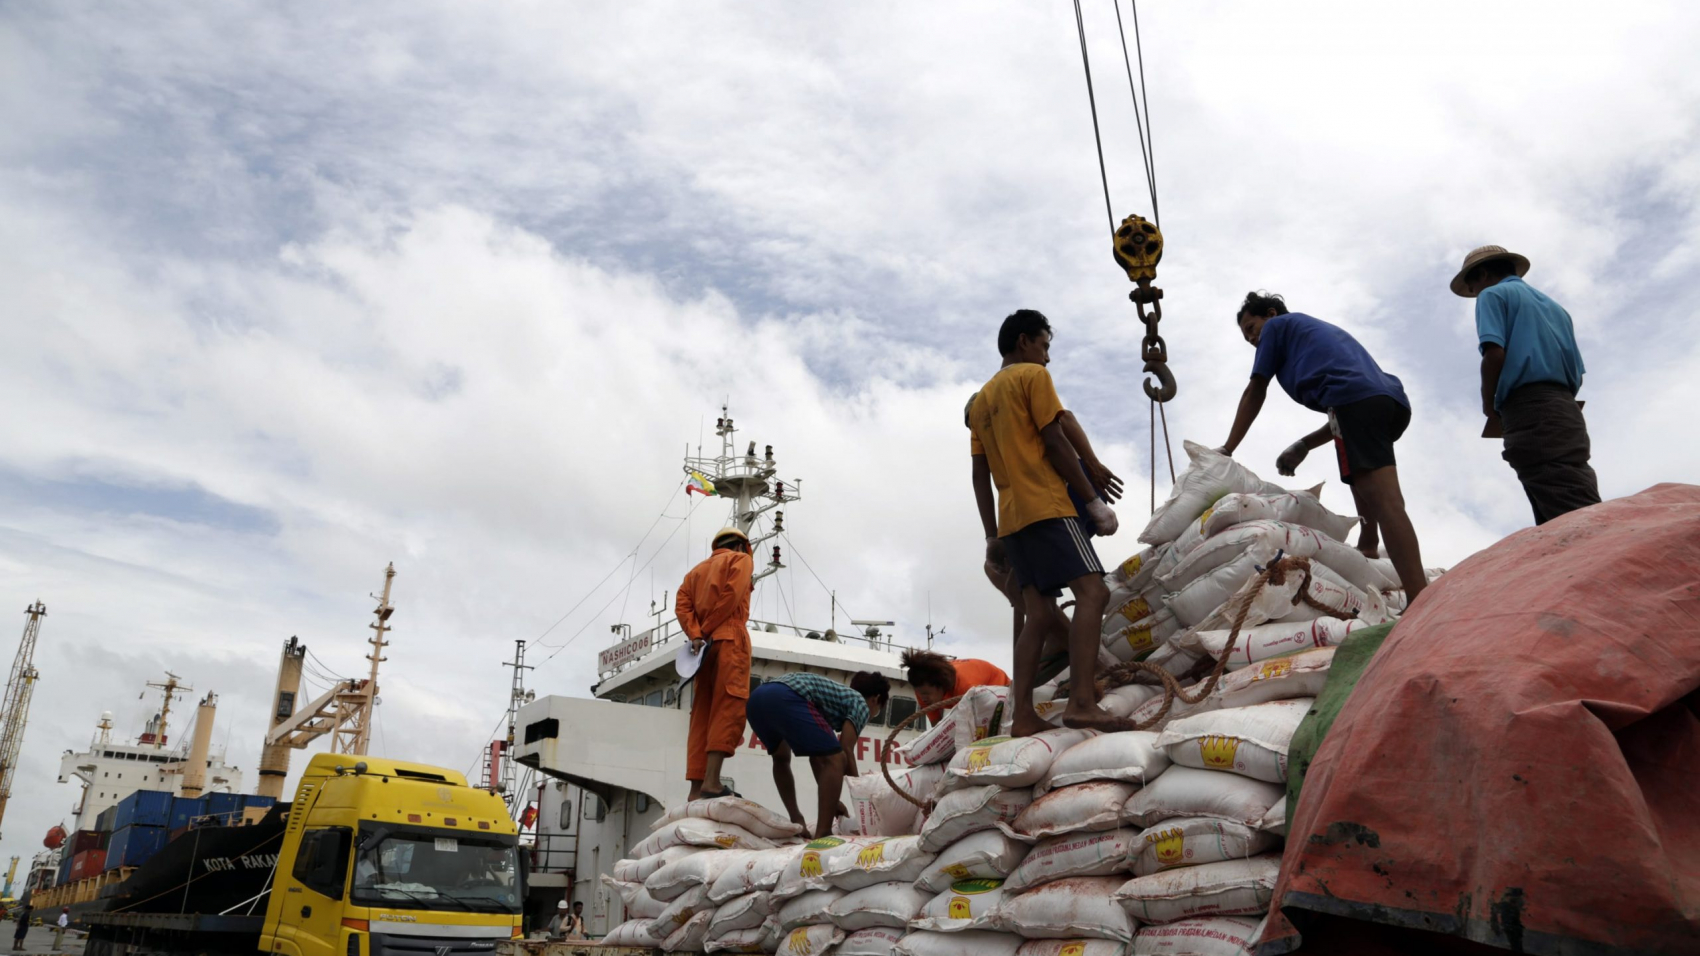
[1112,214,1163,284]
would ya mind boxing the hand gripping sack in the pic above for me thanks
[777,887,849,931]
[706,927,771,955]
[912,878,1006,932]
[617,844,706,884]
[650,849,760,902]
[711,846,805,903]
[1112,855,1279,924]
[1122,766,1284,829]
[1129,816,1278,877]
[988,876,1138,943]
[1012,781,1139,839]
[1131,915,1264,955]
[920,786,1035,853]
[1004,827,1141,892]
[634,818,778,859]
[603,919,667,948]
[893,930,1024,956]
[655,797,810,841]
[1138,441,1283,545]
[776,924,846,956]
[710,892,776,937]
[944,729,1093,791]
[662,909,714,953]
[840,927,906,956]
[1201,488,1358,542]
[1156,698,1314,784]
[1185,619,1361,671]
[820,835,936,890]
[648,884,713,940]
[827,881,930,931]
[915,830,1031,894]
[1040,731,1169,791]
[1017,941,1128,956]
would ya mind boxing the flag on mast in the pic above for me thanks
[686,470,718,497]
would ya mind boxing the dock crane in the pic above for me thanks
[0,603,45,840]
[3,856,17,898]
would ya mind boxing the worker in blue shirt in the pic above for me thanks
[1452,245,1600,525]
[1220,291,1428,605]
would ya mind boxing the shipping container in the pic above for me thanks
[113,790,173,830]
[95,804,118,833]
[56,853,73,887]
[202,792,243,824]
[168,795,207,830]
[70,849,107,881]
[71,829,106,854]
[106,825,168,869]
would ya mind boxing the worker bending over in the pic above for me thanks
[901,649,1010,712]
[746,671,890,838]
[1221,291,1428,605]
[676,527,756,800]
[969,309,1120,737]
[1451,244,1600,524]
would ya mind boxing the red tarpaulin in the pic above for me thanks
[1262,483,1700,955]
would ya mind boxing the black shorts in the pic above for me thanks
[1328,395,1410,484]
[1002,516,1103,597]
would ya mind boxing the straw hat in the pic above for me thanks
[1450,244,1530,298]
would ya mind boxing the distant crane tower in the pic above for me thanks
[2,855,17,898]
[0,602,46,840]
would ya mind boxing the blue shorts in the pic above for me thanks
[1002,515,1103,597]
[746,683,843,758]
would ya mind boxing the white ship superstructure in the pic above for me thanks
[512,409,933,935]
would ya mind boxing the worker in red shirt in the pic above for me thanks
[675,527,755,800]
[900,649,1011,712]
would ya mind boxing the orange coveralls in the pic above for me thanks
[951,658,1012,698]
[676,546,754,780]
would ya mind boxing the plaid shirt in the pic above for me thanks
[776,673,869,735]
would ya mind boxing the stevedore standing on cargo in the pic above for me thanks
[969,308,1121,737]
[745,671,890,838]
[1451,244,1600,525]
[901,649,1010,712]
[676,527,755,801]
[1220,291,1428,604]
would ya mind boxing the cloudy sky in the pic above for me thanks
[3,1,1698,861]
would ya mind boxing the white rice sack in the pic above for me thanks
[1100,684,1162,719]
[648,884,713,940]
[710,892,776,937]
[711,846,805,903]
[1138,441,1283,546]
[1139,644,1207,684]
[944,729,1093,791]
[1257,797,1287,837]
[920,786,1035,853]
[663,909,714,953]
[827,881,930,931]
[634,818,778,859]
[1206,647,1334,710]
[915,831,1031,894]
[1163,528,1383,627]
[900,687,1012,766]
[1101,591,1162,638]
[1188,619,1363,671]
[776,924,845,956]
[1122,767,1284,829]
[774,836,856,899]
[1125,682,1203,734]
[1042,731,1170,791]
[1012,782,1139,839]
[988,876,1138,942]
[1004,828,1140,892]
[650,849,760,902]
[1113,856,1280,924]
[656,797,810,841]
[1106,543,1173,592]
[839,927,905,956]
[1102,608,1182,663]
[1130,817,1279,877]
[844,765,947,837]
[617,844,706,884]
[604,919,668,948]
[1192,563,1389,638]
[913,879,1006,932]
[1131,915,1264,955]
[1156,698,1314,784]
[777,888,849,931]
[820,835,936,891]
[602,874,667,919]
[894,930,1024,956]
[1202,487,1358,542]
[707,927,771,955]
[1017,941,1128,956]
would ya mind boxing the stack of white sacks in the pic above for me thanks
[603,442,1434,956]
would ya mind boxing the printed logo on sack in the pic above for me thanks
[1199,735,1240,770]
[947,896,973,920]
[1147,827,1186,867]
[1120,554,1143,577]
[1119,597,1151,624]
[948,878,1002,894]
[799,836,844,878]
[943,863,971,879]
[786,928,813,956]
[1059,943,1086,956]
[714,834,738,848]
[1253,658,1294,681]
[966,747,993,772]
[856,840,887,869]
[1123,625,1156,652]
[1197,506,1215,531]
[975,704,1005,742]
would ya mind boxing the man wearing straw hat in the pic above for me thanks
[1451,245,1600,524]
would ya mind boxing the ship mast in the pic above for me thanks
[685,406,798,582]
[331,563,395,755]
[143,672,191,749]
[0,602,46,839]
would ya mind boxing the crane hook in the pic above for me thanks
[1114,214,1176,403]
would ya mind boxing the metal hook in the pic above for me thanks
[1142,360,1177,403]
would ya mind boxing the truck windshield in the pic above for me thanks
[350,824,521,914]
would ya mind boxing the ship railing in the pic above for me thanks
[603,617,907,680]
[529,832,576,875]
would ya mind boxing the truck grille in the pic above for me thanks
[370,936,499,956]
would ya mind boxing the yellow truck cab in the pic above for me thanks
[261,754,522,956]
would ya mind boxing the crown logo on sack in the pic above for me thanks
[787,928,812,956]
[714,834,737,848]
[1118,596,1151,624]
[1060,943,1086,956]
[1253,658,1293,681]
[799,851,823,878]
[947,896,973,920]
[1147,826,1186,866]
[1120,554,1143,577]
[966,746,993,772]
[856,841,887,869]
[1123,624,1155,652]
[1199,735,1240,769]
[943,863,971,879]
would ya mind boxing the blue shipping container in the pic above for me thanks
[106,825,168,868]
[202,792,243,824]
[113,790,173,830]
[56,853,72,887]
[168,796,207,829]
[243,795,277,811]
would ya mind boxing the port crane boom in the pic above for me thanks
[0,603,46,839]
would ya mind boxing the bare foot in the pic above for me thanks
[1060,704,1123,732]
[1010,712,1051,738]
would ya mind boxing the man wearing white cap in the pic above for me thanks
[1452,245,1600,524]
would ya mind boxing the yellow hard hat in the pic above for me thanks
[712,527,750,549]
